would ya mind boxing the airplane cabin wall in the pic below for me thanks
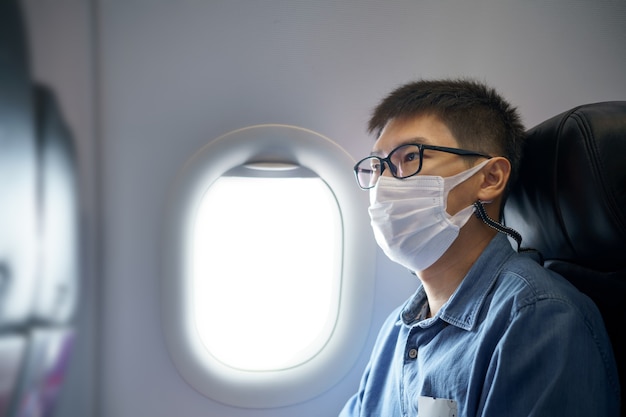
[20,1,626,416]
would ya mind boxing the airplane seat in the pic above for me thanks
[1,1,37,414]
[503,101,626,415]
[33,84,79,326]
[0,0,37,329]
[1,1,79,416]
[3,85,78,417]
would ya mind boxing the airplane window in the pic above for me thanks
[193,169,341,371]
[162,125,375,408]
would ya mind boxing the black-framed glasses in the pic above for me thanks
[353,143,492,189]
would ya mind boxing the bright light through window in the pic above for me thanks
[192,174,342,371]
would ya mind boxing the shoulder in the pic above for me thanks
[492,251,603,325]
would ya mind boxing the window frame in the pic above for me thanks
[161,124,375,408]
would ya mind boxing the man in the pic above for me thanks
[339,79,620,416]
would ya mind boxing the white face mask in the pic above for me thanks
[368,159,490,273]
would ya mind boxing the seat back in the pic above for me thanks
[504,101,626,415]
[1,1,79,416]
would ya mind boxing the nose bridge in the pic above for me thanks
[381,157,395,177]
[385,144,415,178]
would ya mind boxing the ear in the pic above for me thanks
[476,157,510,202]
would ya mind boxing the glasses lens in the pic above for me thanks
[355,157,381,189]
[388,144,422,179]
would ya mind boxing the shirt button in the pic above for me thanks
[408,348,418,359]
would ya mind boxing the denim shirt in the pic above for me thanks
[339,233,620,417]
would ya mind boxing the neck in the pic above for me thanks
[417,216,497,317]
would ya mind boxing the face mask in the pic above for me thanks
[368,159,490,273]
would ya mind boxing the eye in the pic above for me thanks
[404,151,419,162]
[369,160,382,172]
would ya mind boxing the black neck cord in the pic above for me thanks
[473,201,522,251]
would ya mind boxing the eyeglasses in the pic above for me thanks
[353,143,492,189]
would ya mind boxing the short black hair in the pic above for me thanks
[368,78,525,187]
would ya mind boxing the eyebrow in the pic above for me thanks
[370,137,429,157]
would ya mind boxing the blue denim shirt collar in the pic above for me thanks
[400,233,514,330]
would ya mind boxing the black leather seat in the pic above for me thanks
[504,101,626,415]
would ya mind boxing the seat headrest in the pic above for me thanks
[504,101,626,272]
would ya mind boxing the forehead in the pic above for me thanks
[372,114,459,156]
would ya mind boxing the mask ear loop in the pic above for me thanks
[473,201,522,250]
